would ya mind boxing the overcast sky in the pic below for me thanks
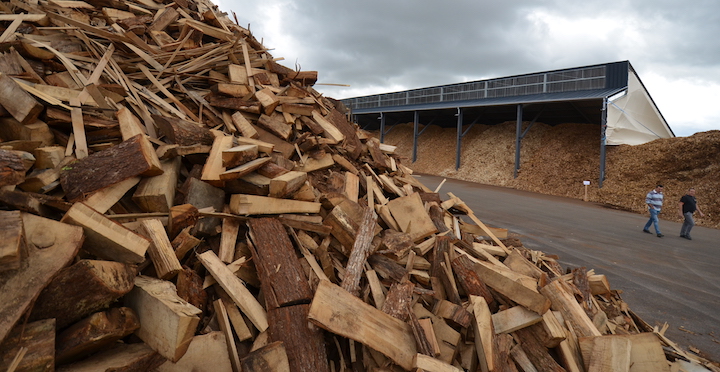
[217,0,720,137]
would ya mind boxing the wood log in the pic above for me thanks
[56,342,165,372]
[30,259,135,329]
[0,210,23,271]
[153,114,215,146]
[539,279,602,338]
[513,327,567,372]
[504,250,545,279]
[140,218,183,279]
[0,72,43,124]
[241,341,290,372]
[255,87,280,115]
[0,213,82,344]
[124,275,202,362]
[60,134,163,201]
[0,149,27,187]
[308,280,417,371]
[267,305,330,372]
[61,202,149,263]
[248,218,313,309]
[133,157,181,212]
[311,110,344,144]
[0,319,54,372]
[55,307,140,364]
[0,189,47,216]
[197,250,268,332]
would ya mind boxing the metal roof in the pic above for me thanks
[349,87,626,115]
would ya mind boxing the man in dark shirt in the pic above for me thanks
[678,188,705,240]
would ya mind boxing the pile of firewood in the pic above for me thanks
[0,0,717,371]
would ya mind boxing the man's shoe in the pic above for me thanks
[657,233,664,238]
[685,235,692,240]
[643,229,652,234]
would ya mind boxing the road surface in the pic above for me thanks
[414,174,720,362]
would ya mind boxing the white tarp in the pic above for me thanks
[606,69,674,145]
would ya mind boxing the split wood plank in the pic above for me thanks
[220,156,271,181]
[539,279,602,338]
[61,202,149,264]
[197,250,268,331]
[386,192,438,241]
[133,158,180,213]
[0,213,83,344]
[83,177,141,214]
[140,219,183,280]
[0,72,44,124]
[213,299,242,372]
[471,295,495,372]
[201,134,234,185]
[125,276,202,362]
[156,332,233,372]
[473,260,551,315]
[229,194,321,215]
[308,280,417,371]
[492,306,543,334]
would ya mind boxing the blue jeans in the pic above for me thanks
[644,208,661,234]
[680,212,695,237]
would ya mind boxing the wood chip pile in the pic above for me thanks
[382,123,720,229]
[1,0,719,371]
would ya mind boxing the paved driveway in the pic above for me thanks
[415,174,720,362]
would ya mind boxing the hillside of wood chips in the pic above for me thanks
[381,123,720,229]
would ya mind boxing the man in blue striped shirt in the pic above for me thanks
[643,184,665,237]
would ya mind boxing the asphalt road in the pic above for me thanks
[414,174,720,362]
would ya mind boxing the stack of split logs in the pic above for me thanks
[0,0,717,370]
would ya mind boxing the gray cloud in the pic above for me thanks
[226,0,720,136]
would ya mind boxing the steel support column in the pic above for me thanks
[513,104,523,178]
[412,111,419,162]
[599,98,608,187]
[455,108,463,170]
[379,112,386,143]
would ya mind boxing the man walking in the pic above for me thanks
[679,187,704,240]
[643,184,664,237]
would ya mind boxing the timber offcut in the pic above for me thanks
[0,0,716,371]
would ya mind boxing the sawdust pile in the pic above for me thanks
[381,123,720,229]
